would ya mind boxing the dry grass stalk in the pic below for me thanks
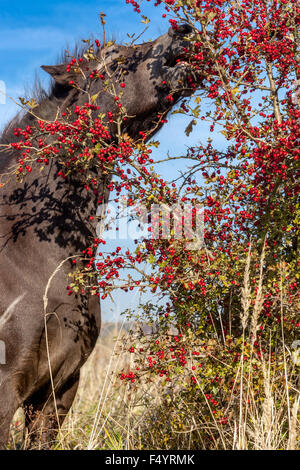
[250,239,266,343]
[240,242,252,330]
[288,393,300,450]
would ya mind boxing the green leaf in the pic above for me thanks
[148,254,156,265]
[106,40,116,48]
[91,92,100,103]
[141,15,150,24]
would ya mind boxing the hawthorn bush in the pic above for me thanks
[112,0,300,450]
[2,0,299,450]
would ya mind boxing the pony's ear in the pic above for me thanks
[41,64,72,86]
[168,24,193,37]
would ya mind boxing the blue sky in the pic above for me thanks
[0,1,227,321]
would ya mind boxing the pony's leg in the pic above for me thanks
[0,379,18,450]
[24,372,80,449]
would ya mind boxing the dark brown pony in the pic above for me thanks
[0,24,194,448]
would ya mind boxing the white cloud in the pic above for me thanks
[0,98,20,130]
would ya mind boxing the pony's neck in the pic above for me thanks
[0,88,102,254]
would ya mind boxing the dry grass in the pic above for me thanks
[63,323,300,450]
[9,320,300,450]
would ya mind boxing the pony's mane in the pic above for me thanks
[43,39,102,101]
[0,37,107,142]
